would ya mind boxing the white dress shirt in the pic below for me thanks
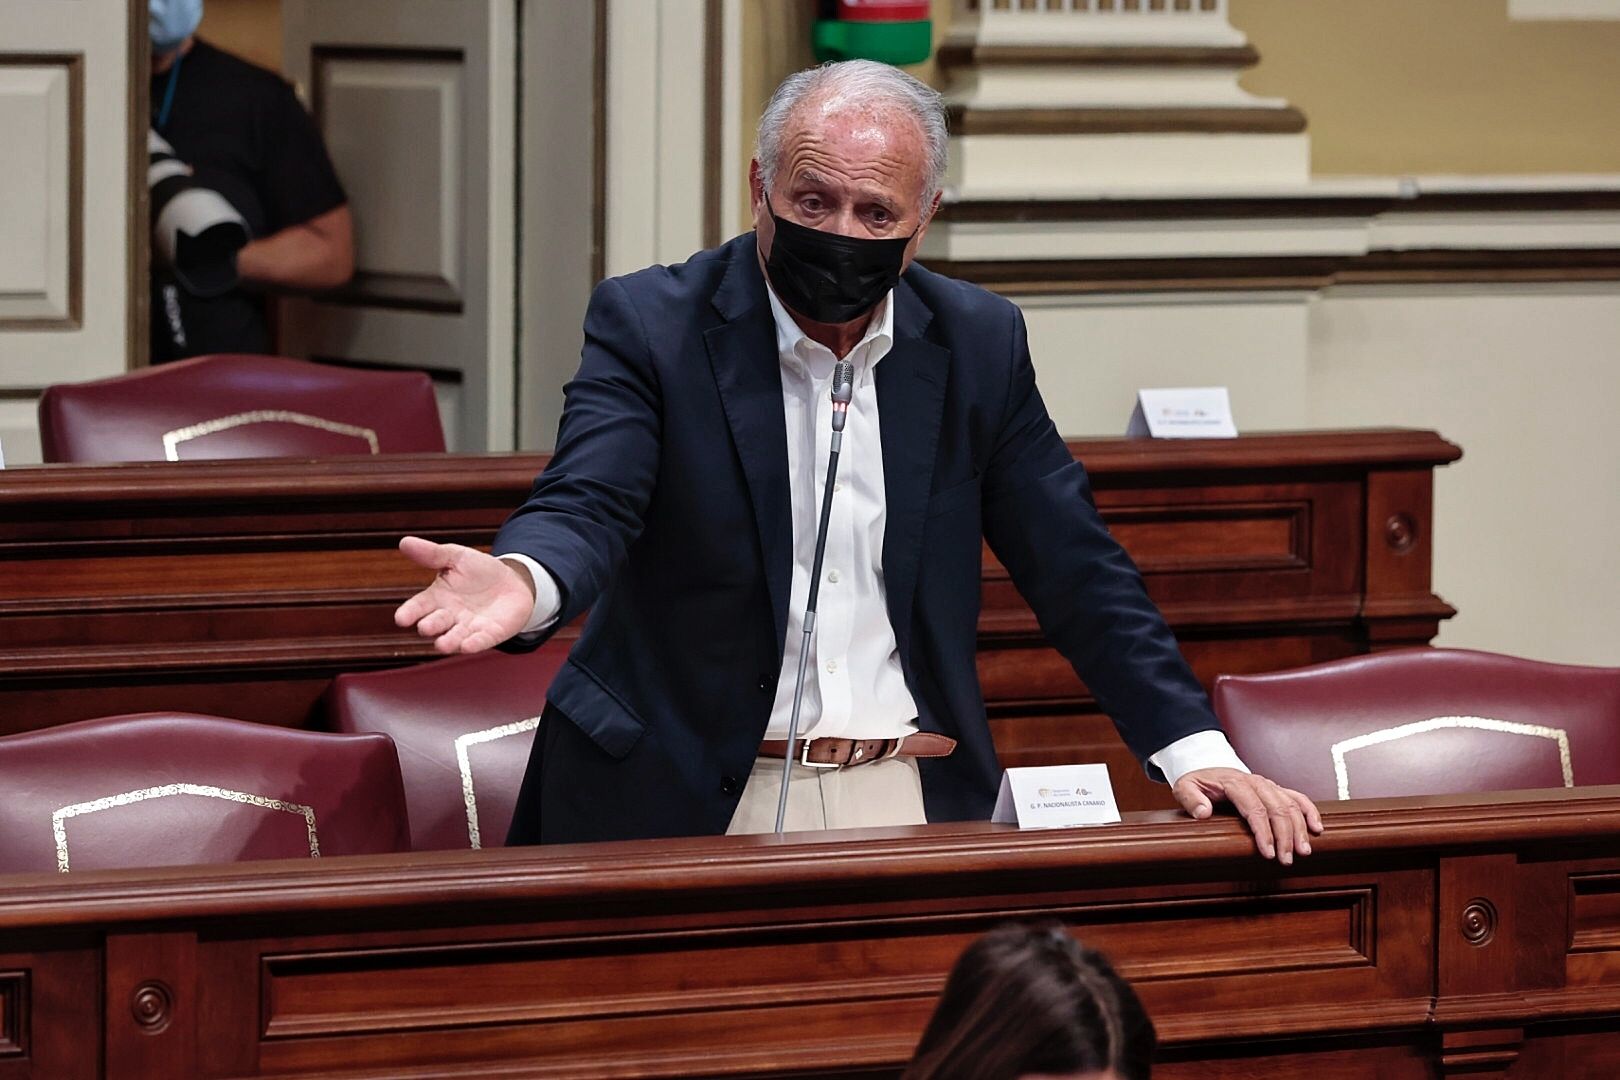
[501,286,1248,785]
[761,285,917,741]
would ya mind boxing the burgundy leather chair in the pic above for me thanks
[38,353,445,463]
[0,713,410,874]
[326,645,566,851]
[1213,648,1620,802]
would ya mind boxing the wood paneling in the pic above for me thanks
[0,430,1460,810]
[0,970,22,1057]
[0,942,100,1079]
[0,788,1618,1076]
[1570,873,1620,954]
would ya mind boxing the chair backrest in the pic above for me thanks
[0,712,411,874]
[1213,648,1620,802]
[327,646,565,851]
[38,353,446,463]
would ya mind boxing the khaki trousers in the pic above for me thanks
[725,752,928,834]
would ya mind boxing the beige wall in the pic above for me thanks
[1232,0,1620,175]
[746,0,1620,182]
[1307,284,1620,664]
[1018,294,1310,437]
[1008,277,1620,667]
[199,0,283,74]
[207,0,1620,210]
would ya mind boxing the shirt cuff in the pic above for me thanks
[1148,729,1250,788]
[497,553,562,636]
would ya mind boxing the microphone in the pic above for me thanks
[775,360,855,833]
[830,360,853,434]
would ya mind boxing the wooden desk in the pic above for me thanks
[0,429,1460,808]
[1,787,1616,1078]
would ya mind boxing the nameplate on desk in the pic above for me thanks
[1126,387,1238,439]
[991,764,1121,830]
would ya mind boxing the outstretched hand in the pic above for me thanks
[1173,767,1323,865]
[393,536,537,654]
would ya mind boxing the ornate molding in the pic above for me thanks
[946,103,1307,136]
[456,716,542,849]
[1440,1025,1522,1077]
[941,0,1306,193]
[1331,717,1572,801]
[163,410,381,461]
[52,784,320,872]
[129,980,173,1035]
[937,43,1259,69]
[921,248,1620,295]
[1460,898,1499,947]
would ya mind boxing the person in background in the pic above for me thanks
[147,0,354,362]
[903,924,1155,1080]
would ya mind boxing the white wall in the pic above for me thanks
[1017,281,1620,667]
[1018,293,1311,437]
[0,0,133,467]
[602,0,710,278]
[1307,283,1620,666]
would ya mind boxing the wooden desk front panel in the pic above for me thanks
[201,870,1432,1078]
[0,431,1461,811]
[2,788,1618,1079]
[981,473,1367,808]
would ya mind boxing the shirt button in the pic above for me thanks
[827,569,840,584]
[834,482,844,493]
[825,658,839,674]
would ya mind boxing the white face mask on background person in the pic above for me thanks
[150,0,203,55]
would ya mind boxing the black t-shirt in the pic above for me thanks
[150,40,348,362]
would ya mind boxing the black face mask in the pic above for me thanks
[763,200,914,324]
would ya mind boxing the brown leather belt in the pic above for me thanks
[758,732,957,769]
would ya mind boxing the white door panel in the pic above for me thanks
[0,0,134,464]
[281,0,515,451]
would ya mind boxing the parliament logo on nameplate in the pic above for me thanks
[991,764,1121,830]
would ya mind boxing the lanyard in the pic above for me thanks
[156,51,184,131]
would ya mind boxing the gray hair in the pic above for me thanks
[755,60,948,215]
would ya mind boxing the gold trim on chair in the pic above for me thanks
[454,717,542,849]
[1330,716,1573,800]
[51,783,320,872]
[161,410,380,460]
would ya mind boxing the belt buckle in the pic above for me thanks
[799,738,843,769]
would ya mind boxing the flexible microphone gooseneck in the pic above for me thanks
[774,359,855,834]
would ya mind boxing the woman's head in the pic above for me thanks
[903,923,1155,1080]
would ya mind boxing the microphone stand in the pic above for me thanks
[775,361,854,834]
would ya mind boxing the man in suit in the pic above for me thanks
[395,61,1321,860]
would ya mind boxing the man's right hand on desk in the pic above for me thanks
[394,536,535,654]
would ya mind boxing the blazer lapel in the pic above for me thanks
[877,277,950,668]
[704,237,793,656]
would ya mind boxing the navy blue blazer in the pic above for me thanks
[497,233,1221,844]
